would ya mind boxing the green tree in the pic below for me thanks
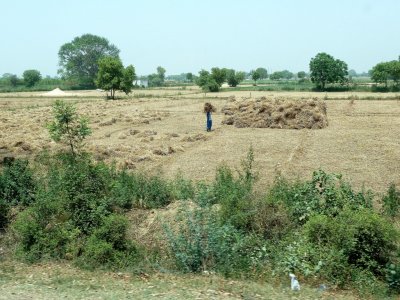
[23,70,41,87]
[2,73,19,87]
[269,71,283,81]
[96,57,135,99]
[120,65,136,94]
[157,66,166,82]
[196,70,219,92]
[309,52,348,90]
[371,62,391,87]
[255,67,268,79]
[186,72,193,82]
[226,69,245,87]
[148,66,166,87]
[297,71,306,79]
[251,70,261,85]
[47,100,91,156]
[58,34,120,87]
[211,67,227,86]
[389,60,400,85]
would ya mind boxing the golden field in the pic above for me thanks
[1,88,399,194]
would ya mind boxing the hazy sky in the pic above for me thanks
[1,0,399,77]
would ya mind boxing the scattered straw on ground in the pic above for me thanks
[221,97,328,129]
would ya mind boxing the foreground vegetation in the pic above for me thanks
[1,101,399,299]
[0,149,399,299]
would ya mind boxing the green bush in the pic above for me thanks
[304,209,398,275]
[12,154,139,269]
[0,159,36,206]
[213,165,253,229]
[171,173,195,201]
[0,198,10,230]
[13,208,80,262]
[194,182,216,207]
[386,263,400,294]
[382,183,400,217]
[250,196,292,241]
[111,169,136,209]
[164,206,259,276]
[214,148,257,230]
[269,170,372,224]
[80,214,138,269]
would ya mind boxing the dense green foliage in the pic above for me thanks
[269,70,294,80]
[255,67,268,79]
[196,69,220,92]
[309,52,348,90]
[251,69,261,84]
[371,60,400,87]
[22,70,42,87]
[58,34,120,87]
[226,69,245,87]
[147,66,166,87]
[96,57,136,99]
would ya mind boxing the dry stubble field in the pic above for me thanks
[1,88,399,194]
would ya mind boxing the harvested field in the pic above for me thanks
[221,97,328,129]
[0,89,399,194]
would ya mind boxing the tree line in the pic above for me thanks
[1,33,399,94]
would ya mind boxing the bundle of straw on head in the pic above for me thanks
[204,102,216,113]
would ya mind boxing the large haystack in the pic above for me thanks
[221,97,328,129]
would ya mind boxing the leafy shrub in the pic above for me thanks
[269,170,372,224]
[171,173,195,201]
[80,214,138,269]
[214,165,253,229]
[304,209,398,275]
[194,182,215,207]
[214,148,257,229]
[164,206,259,276]
[250,196,292,241]
[0,198,9,230]
[382,183,400,217]
[135,174,172,208]
[386,263,400,294]
[0,159,36,206]
[111,169,136,209]
[13,208,80,262]
[12,154,139,269]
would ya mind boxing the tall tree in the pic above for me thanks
[196,70,219,92]
[211,67,227,86]
[297,71,306,79]
[226,69,245,87]
[309,52,348,90]
[23,70,41,87]
[255,67,268,79]
[371,60,400,87]
[157,66,166,82]
[251,70,261,85]
[186,72,193,82]
[58,34,120,87]
[96,57,135,99]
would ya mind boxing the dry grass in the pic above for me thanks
[0,259,359,300]
[221,98,328,129]
[1,91,399,193]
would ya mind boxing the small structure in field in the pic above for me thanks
[221,97,328,129]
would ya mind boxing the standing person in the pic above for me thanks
[204,102,215,131]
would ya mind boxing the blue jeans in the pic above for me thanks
[207,119,212,131]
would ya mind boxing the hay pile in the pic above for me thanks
[203,102,216,113]
[221,98,328,129]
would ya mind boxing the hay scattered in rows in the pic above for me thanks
[222,98,328,129]
[181,133,209,142]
